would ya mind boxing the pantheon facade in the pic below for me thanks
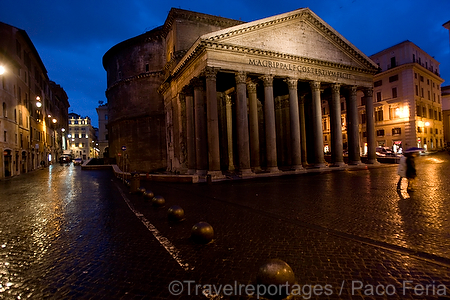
[103,8,378,177]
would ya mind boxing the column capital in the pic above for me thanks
[331,83,341,93]
[285,77,298,90]
[203,66,219,81]
[235,71,247,84]
[190,77,204,91]
[182,85,193,96]
[246,81,257,93]
[225,95,233,106]
[309,81,321,91]
[260,74,274,87]
[364,86,374,96]
[349,85,358,96]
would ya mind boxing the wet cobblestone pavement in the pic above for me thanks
[1,152,450,299]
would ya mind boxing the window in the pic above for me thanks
[389,75,398,82]
[145,64,149,72]
[390,57,396,68]
[434,110,437,120]
[392,128,401,135]
[374,80,382,87]
[376,92,382,102]
[415,85,419,96]
[392,87,397,99]
[425,127,428,134]
[376,129,385,136]
[420,75,424,82]
[375,109,383,122]
[435,128,438,134]
[416,105,421,117]
[428,91,430,100]
[3,131,6,142]
[16,39,22,58]
[2,102,6,117]
[421,88,424,97]
[417,127,422,133]
[422,107,427,117]
[429,108,433,119]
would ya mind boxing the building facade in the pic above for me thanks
[104,8,379,177]
[442,85,450,147]
[368,41,444,153]
[0,22,69,179]
[68,113,97,160]
[96,102,108,158]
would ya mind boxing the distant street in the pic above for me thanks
[1,152,450,299]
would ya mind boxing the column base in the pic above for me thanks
[313,163,327,168]
[238,168,254,177]
[266,166,280,173]
[196,169,207,176]
[252,166,263,173]
[291,165,305,172]
[365,159,380,165]
[207,170,226,180]
[348,160,362,165]
[330,162,346,167]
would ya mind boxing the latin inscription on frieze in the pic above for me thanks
[249,59,351,79]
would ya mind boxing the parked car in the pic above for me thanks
[376,147,396,157]
[59,155,72,164]
[73,158,83,166]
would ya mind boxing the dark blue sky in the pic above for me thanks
[1,0,449,126]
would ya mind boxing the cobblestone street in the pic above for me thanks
[1,152,450,299]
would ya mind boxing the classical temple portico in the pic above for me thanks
[159,8,378,178]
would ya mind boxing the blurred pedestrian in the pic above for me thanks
[397,155,407,190]
[405,152,417,192]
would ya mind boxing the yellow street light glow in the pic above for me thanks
[425,121,430,126]
[0,66,5,75]
[52,118,57,123]
[36,101,42,108]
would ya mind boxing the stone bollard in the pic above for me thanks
[152,195,165,208]
[143,190,155,200]
[167,205,185,222]
[191,222,214,244]
[137,187,146,194]
[256,259,296,299]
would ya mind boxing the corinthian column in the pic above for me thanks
[204,67,223,176]
[225,95,235,171]
[192,77,208,175]
[364,87,377,164]
[235,72,252,175]
[184,87,196,174]
[260,74,279,172]
[310,81,326,168]
[329,83,345,167]
[347,86,361,165]
[247,81,261,171]
[285,78,303,171]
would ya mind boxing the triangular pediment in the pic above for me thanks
[200,8,377,71]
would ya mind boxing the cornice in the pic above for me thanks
[162,8,244,38]
[106,71,164,93]
[172,40,377,78]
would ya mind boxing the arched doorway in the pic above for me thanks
[4,150,12,177]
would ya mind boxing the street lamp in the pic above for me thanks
[36,96,42,108]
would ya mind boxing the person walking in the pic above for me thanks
[405,152,417,192]
[397,154,407,190]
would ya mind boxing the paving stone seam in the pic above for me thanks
[113,180,193,272]
[152,181,450,269]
